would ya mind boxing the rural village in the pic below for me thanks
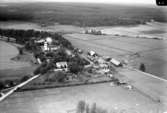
[0,28,133,95]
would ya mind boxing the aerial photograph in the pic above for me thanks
[0,0,167,113]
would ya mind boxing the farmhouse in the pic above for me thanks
[88,50,96,57]
[49,45,60,51]
[56,62,68,69]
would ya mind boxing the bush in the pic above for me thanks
[69,62,83,74]
[18,47,24,55]
[56,71,67,83]
[0,81,5,90]
[139,63,146,72]
[33,66,41,75]
[20,75,30,82]
[4,80,15,88]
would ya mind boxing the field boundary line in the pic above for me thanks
[132,68,167,82]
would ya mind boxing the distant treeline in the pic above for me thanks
[0,9,33,21]
[0,28,73,49]
[0,3,166,26]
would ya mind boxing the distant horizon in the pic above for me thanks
[0,0,156,5]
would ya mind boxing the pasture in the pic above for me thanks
[0,41,33,80]
[0,83,162,113]
[0,41,30,70]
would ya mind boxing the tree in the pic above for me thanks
[68,62,83,74]
[18,47,23,55]
[56,71,66,83]
[76,100,86,113]
[33,66,41,75]
[85,104,90,113]
[90,103,96,113]
[139,63,146,72]
[7,37,10,42]
[20,75,30,82]
[0,81,5,90]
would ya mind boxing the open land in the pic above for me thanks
[0,2,167,113]
[0,83,164,113]
[0,41,36,80]
[0,22,167,113]
[0,41,30,70]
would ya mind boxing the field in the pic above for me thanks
[0,83,163,113]
[0,41,30,70]
[100,22,167,39]
[0,41,34,80]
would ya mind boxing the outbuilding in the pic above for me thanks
[56,62,68,69]
[88,50,96,57]
[110,58,122,67]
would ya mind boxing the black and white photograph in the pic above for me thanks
[0,0,167,113]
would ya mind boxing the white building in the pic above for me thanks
[43,41,49,51]
[88,50,96,56]
[46,37,53,44]
[56,62,68,69]
[35,39,45,43]
[110,58,122,67]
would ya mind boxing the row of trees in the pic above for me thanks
[76,100,141,113]
[0,75,30,90]
[0,28,73,50]
[76,100,107,113]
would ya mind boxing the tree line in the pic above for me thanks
[0,28,73,50]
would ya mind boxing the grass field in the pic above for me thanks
[0,41,30,70]
[0,41,35,80]
[0,83,163,113]
[100,22,167,39]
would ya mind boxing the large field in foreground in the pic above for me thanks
[0,83,163,113]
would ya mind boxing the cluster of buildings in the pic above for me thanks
[87,50,122,76]
[34,37,69,71]
[35,37,60,52]
[84,29,103,35]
